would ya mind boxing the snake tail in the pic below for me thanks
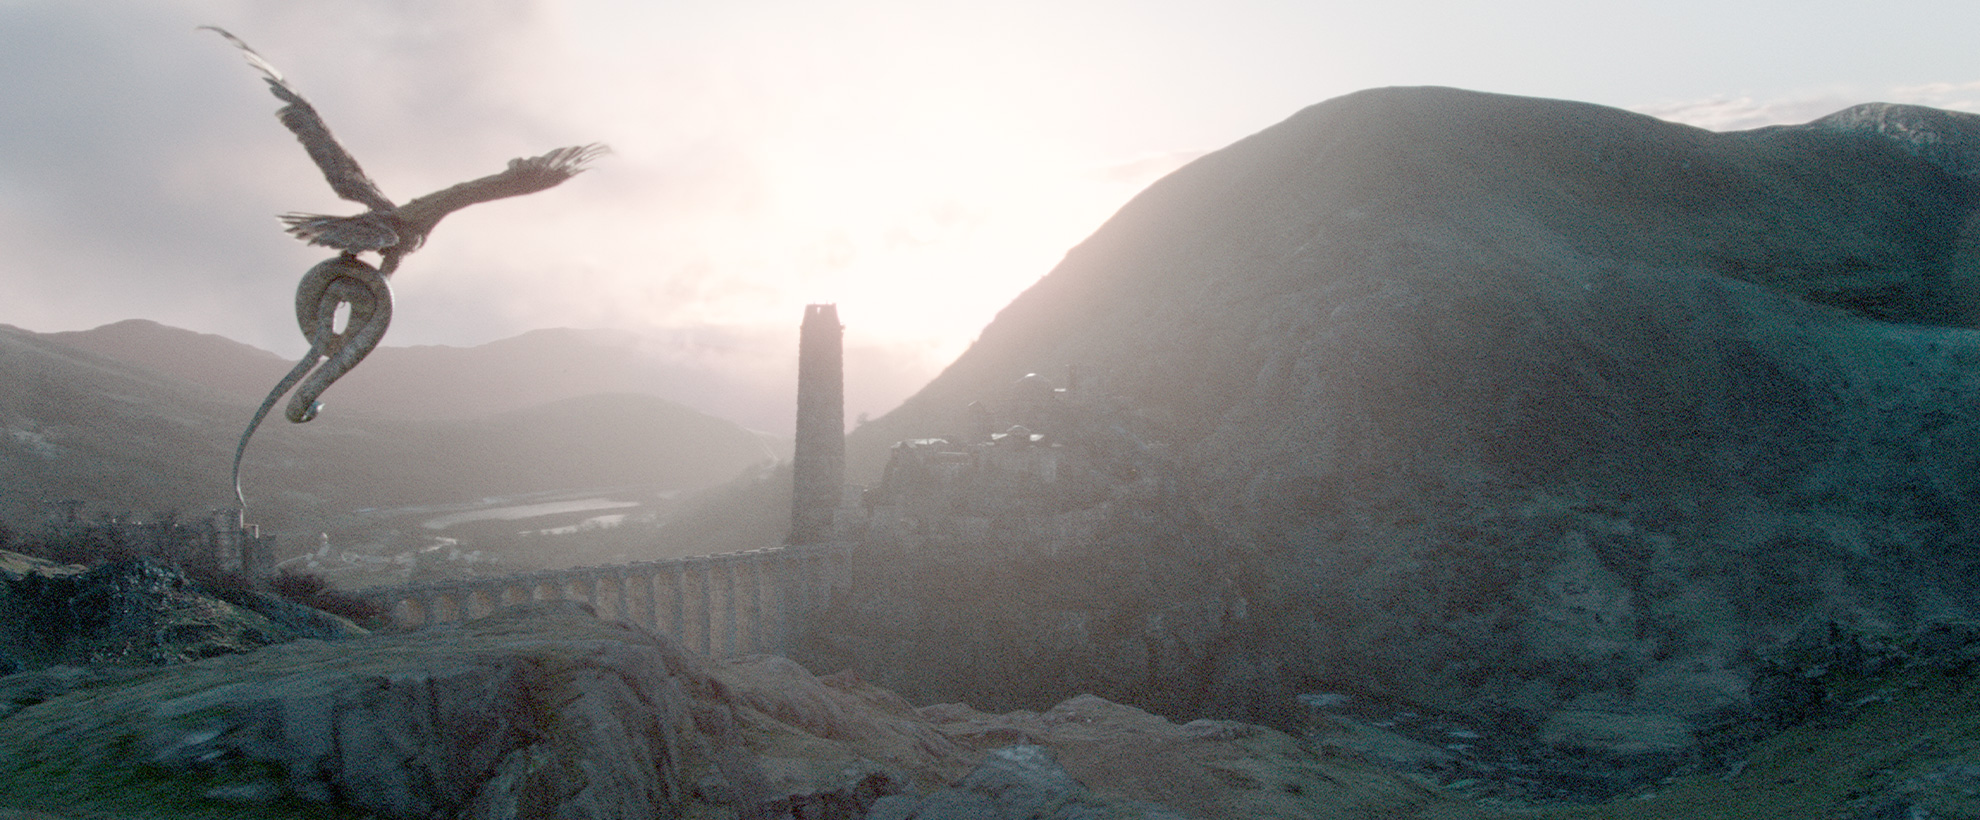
[231,255,393,510]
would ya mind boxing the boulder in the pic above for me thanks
[913,692,1446,819]
[867,744,1187,820]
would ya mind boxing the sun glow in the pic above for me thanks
[422,1,1203,370]
[752,125,1167,362]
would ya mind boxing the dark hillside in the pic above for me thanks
[0,324,244,521]
[45,320,293,402]
[814,87,1980,798]
[850,88,1980,479]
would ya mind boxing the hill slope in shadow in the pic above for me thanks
[806,88,1980,798]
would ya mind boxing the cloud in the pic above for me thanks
[1885,81,1980,116]
[1634,83,1980,132]
[1,0,1193,376]
[0,0,804,365]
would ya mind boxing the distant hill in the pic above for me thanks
[0,323,780,554]
[47,320,799,432]
[44,319,294,403]
[0,323,245,525]
[47,318,927,437]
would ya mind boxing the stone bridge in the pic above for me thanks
[352,543,853,658]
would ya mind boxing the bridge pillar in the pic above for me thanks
[823,543,849,609]
[713,558,729,656]
[653,566,669,629]
[767,550,788,654]
[609,570,630,622]
[694,558,714,656]
[444,589,469,623]
[628,566,654,629]
[471,584,501,619]
[388,596,419,628]
[744,553,764,653]
[803,548,822,614]
[750,552,770,653]
[668,562,686,640]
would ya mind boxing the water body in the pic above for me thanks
[420,498,640,530]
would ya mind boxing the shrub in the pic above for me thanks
[270,568,386,624]
[6,528,139,567]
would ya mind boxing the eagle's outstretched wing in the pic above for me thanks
[202,26,396,213]
[279,211,400,252]
[395,144,609,232]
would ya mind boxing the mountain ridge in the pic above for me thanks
[852,87,1980,474]
[40,316,935,437]
[43,319,801,432]
[805,87,1980,791]
[0,323,781,562]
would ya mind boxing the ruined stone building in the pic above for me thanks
[859,369,1177,561]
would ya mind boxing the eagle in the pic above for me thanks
[202,26,605,274]
[206,26,604,510]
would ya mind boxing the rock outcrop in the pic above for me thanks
[816,87,1980,794]
[0,551,364,674]
[0,602,772,819]
[0,602,1468,819]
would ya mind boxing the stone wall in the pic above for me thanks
[354,544,852,657]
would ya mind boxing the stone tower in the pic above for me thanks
[790,304,845,544]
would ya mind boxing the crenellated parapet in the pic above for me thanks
[351,543,853,658]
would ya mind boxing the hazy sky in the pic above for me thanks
[7,0,1980,417]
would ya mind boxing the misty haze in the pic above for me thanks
[11,3,1980,819]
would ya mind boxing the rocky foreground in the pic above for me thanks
[0,597,1450,820]
[7,548,1980,819]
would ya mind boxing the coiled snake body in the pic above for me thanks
[230,255,391,507]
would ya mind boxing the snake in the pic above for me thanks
[206,28,599,513]
[231,254,393,509]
